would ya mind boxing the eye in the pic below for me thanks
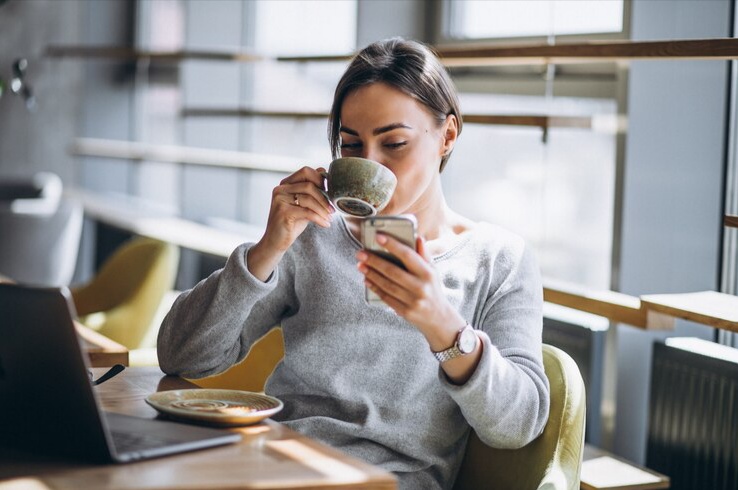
[385,142,407,149]
[340,142,362,149]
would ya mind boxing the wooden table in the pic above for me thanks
[0,367,397,490]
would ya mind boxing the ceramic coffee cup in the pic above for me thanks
[321,157,397,217]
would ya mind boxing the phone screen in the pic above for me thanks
[360,215,417,304]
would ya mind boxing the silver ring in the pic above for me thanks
[293,194,300,207]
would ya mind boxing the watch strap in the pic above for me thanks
[433,344,463,363]
[431,324,473,363]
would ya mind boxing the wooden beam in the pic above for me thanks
[279,38,738,66]
[181,108,593,130]
[434,37,738,66]
[45,45,263,62]
[725,214,738,228]
[48,38,738,67]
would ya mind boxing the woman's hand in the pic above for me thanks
[248,166,334,281]
[356,234,465,350]
[356,233,482,383]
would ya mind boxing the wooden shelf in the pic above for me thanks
[435,37,738,66]
[725,214,738,228]
[181,107,594,131]
[542,279,674,330]
[70,138,303,174]
[182,108,330,120]
[279,38,738,66]
[48,38,738,67]
[66,189,261,258]
[640,291,738,333]
[45,45,262,62]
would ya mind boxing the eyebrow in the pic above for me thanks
[339,123,412,137]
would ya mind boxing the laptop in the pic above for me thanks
[0,283,241,463]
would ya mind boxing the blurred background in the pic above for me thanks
[0,0,736,482]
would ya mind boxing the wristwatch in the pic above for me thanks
[432,324,478,363]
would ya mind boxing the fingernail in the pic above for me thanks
[376,234,387,244]
[356,251,367,261]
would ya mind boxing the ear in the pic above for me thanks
[440,114,459,156]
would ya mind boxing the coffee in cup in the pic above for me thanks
[321,157,397,217]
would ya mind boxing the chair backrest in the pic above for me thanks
[192,327,285,392]
[0,196,82,286]
[453,344,586,490]
[72,237,179,349]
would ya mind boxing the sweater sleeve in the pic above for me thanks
[157,242,296,379]
[438,243,550,449]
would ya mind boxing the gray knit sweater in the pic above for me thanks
[157,216,550,490]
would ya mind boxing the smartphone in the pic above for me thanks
[360,214,418,305]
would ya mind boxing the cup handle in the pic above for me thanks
[319,171,330,201]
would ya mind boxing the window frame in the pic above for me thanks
[433,0,632,47]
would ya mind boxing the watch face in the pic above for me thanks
[458,327,477,354]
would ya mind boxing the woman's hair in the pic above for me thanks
[328,38,463,173]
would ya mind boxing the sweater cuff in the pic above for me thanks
[224,242,280,290]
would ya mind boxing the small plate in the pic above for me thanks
[145,389,283,427]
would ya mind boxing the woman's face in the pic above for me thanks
[339,82,456,216]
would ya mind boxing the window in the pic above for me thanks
[447,0,625,40]
[438,0,623,290]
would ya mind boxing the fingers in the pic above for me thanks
[278,167,334,215]
[372,233,432,280]
[273,166,335,228]
[361,261,419,307]
[356,234,433,307]
[280,166,325,188]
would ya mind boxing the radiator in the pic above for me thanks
[647,338,738,490]
[543,303,607,446]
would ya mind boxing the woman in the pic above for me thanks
[158,38,549,490]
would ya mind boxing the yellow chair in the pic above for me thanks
[71,237,179,350]
[192,327,284,392]
[194,334,585,490]
[453,344,586,490]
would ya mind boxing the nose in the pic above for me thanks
[361,147,379,162]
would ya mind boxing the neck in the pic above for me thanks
[406,178,453,241]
